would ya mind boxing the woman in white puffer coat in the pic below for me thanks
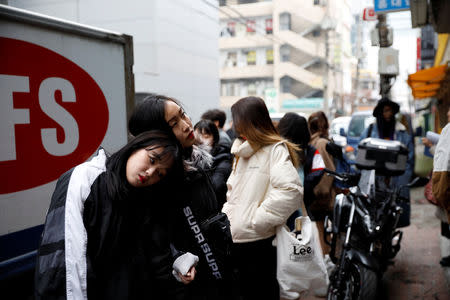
[222,96,304,300]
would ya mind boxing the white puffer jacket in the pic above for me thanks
[222,139,303,243]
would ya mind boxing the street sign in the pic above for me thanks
[374,0,410,13]
[363,7,377,21]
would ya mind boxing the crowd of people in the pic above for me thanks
[34,94,449,299]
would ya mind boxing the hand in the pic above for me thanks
[422,137,433,148]
[178,266,196,285]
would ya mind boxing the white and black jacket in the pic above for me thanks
[35,150,181,300]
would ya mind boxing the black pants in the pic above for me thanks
[232,236,279,300]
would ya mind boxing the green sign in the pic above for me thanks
[264,88,279,113]
[282,98,324,109]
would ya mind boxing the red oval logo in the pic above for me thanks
[0,37,109,194]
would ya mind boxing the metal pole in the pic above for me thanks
[352,13,362,113]
[377,13,393,98]
[324,29,329,115]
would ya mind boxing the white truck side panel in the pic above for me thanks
[0,6,133,235]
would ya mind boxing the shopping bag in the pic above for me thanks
[275,216,329,300]
[414,137,433,177]
[424,177,438,205]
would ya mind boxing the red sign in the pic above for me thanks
[417,37,421,71]
[0,37,109,194]
[363,7,377,21]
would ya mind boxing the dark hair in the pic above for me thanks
[128,93,194,158]
[201,109,227,128]
[105,130,183,203]
[194,119,220,154]
[308,111,329,138]
[128,93,181,138]
[278,113,310,163]
[231,96,300,167]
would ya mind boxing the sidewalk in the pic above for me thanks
[299,186,450,300]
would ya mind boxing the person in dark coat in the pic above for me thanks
[278,113,324,228]
[35,131,186,300]
[128,94,237,300]
[194,119,232,209]
[201,109,232,149]
[359,97,414,227]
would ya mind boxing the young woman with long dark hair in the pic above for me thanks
[128,94,236,300]
[223,97,303,300]
[35,130,184,299]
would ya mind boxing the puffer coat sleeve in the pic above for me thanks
[251,143,303,234]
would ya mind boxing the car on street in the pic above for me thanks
[347,111,375,150]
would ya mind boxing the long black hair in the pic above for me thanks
[105,130,183,204]
[231,96,300,167]
[278,113,309,164]
[128,93,194,158]
[194,119,220,155]
[308,111,329,139]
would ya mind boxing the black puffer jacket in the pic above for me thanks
[35,150,182,300]
[210,144,232,208]
[171,146,237,300]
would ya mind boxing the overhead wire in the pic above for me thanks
[201,0,288,46]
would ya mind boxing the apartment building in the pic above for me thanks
[218,0,355,116]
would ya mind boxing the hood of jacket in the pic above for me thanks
[231,138,257,159]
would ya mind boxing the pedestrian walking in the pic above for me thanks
[194,119,232,209]
[128,94,236,300]
[222,96,303,300]
[35,130,185,299]
[359,97,414,228]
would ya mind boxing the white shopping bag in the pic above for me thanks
[275,216,329,299]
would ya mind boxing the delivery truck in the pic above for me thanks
[0,4,134,280]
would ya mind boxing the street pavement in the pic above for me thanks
[2,188,449,299]
[301,186,450,300]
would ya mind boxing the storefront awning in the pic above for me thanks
[407,64,448,99]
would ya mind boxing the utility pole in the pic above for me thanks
[323,28,330,116]
[321,1,336,118]
[352,13,362,114]
[376,13,395,98]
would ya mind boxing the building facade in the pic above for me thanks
[7,0,220,122]
[218,0,355,116]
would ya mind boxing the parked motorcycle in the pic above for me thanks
[324,138,418,300]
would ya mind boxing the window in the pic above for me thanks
[248,82,257,95]
[279,13,291,31]
[280,76,292,93]
[312,28,321,37]
[280,45,290,62]
[265,18,273,34]
[246,50,256,65]
[235,22,246,37]
[227,22,236,37]
[246,20,256,35]
[266,49,274,64]
[225,52,237,67]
